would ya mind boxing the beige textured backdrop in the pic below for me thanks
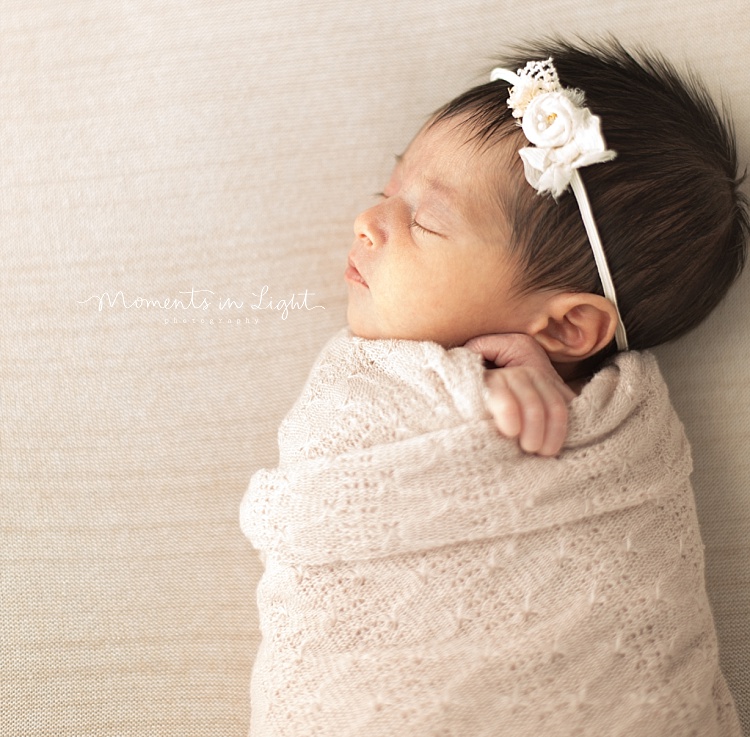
[2,1,748,735]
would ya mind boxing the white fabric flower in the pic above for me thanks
[491,59,617,198]
[518,91,615,198]
[521,90,584,147]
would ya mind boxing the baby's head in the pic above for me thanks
[346,38,749,367]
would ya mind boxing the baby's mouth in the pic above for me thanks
[345,257,369,287]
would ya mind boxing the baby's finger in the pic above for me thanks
[483,372,522,438]
[530,375,570,456]
[501,371,546,454]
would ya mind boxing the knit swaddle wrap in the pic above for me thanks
[241,327,741,737]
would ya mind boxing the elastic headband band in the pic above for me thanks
[490,59,629,351]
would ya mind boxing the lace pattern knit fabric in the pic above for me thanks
[241,327,742,737]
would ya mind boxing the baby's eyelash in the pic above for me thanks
[373,191,387,199]
[409,219,437,237]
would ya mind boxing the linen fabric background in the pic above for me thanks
[1,1,748,735]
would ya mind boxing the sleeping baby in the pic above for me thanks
[241,38,748,736]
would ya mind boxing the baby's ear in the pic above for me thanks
[528,292,618,362]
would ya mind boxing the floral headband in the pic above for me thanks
[490,58,629,351]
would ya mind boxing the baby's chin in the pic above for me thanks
[345,318,387,341]
[346,306,383,340]
[346,316,392,341]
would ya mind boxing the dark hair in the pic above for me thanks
[431,38,749,353]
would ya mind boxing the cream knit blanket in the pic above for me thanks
[241,328,742,737]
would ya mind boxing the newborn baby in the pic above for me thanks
[242,39,747,736]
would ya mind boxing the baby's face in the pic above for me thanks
[346,116,541,348]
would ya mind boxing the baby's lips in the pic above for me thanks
[345,255,369,286]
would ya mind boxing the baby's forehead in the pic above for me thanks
[401,115,516,184]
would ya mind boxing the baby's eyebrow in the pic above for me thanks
[421,175,456,205]
[392,151,456,212]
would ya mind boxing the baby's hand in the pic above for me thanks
[463,333,576,457]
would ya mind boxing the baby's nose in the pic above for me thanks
[353,206,382,248]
